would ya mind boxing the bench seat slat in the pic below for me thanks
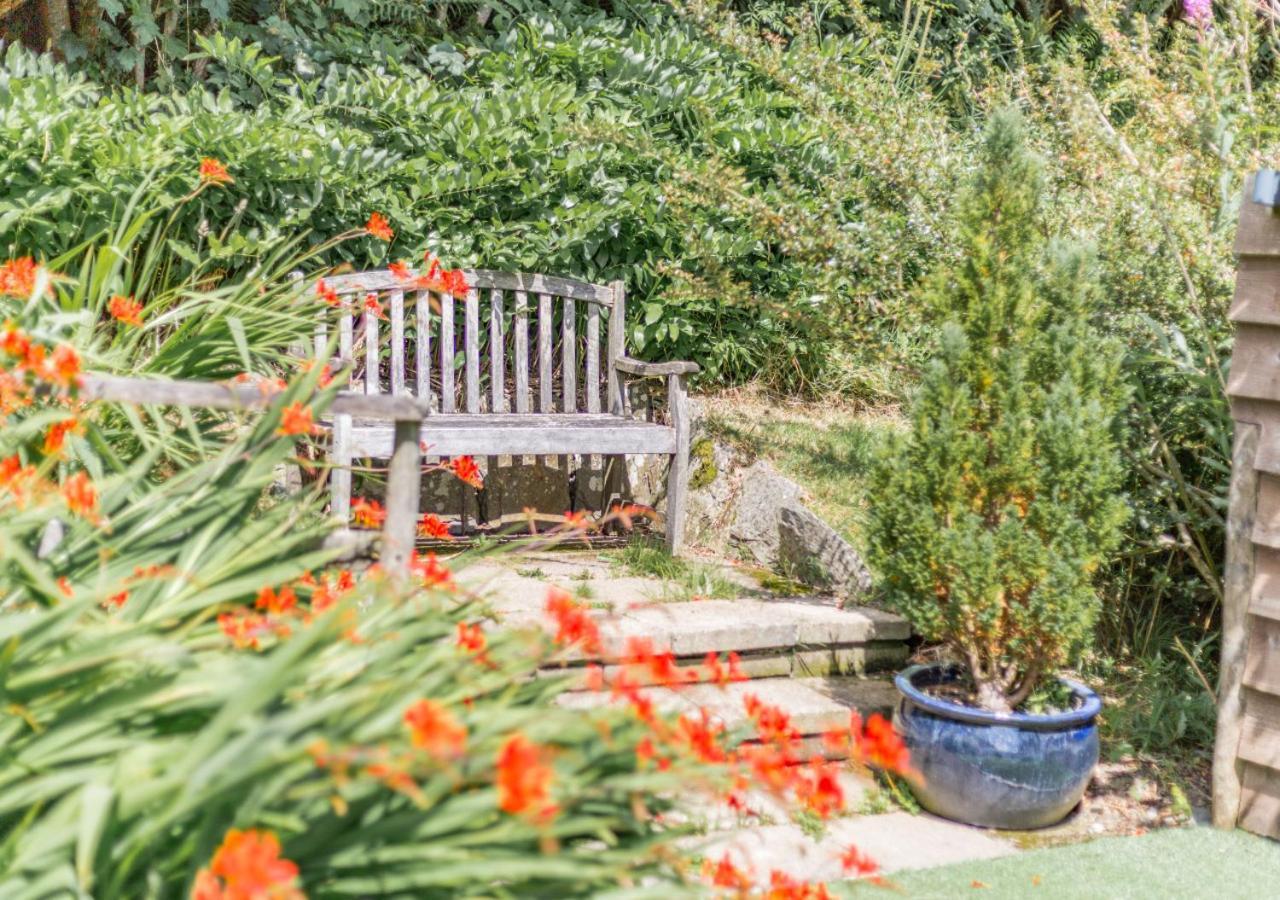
[346,415,676,457]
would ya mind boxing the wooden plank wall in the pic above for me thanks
[1216,173,1280,837]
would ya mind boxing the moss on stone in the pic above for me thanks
[688,437,718,490]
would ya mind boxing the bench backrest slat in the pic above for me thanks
[364,304,379,395]
[465,288,481,414]
[538,292,553,414]
[606,280,626,415]
[490,290,505,413]
[389,289,405,395]
[586,303,601,414]
[315,270,621,419]
[440,292,455,413]
[562,297,576,413]
[514,290,530,413]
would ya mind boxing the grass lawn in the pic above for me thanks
[841,827,1280,899]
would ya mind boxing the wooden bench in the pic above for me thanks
[314,270,699,554]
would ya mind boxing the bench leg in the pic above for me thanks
[382,418,422,580]
[665,373,691,556]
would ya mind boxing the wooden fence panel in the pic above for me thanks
[1216,172,1280,836]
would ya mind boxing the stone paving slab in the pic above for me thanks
[691,811,1017,882]
[670,769,875,833]
[680,677,898,737]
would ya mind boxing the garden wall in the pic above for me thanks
[1215,173,1280,838]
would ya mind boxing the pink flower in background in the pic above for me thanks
[1183,0,1212,27]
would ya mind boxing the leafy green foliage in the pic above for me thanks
[0,241,734,897]
[865,111,1129,712]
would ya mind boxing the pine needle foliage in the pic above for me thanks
[866,109,1129,713]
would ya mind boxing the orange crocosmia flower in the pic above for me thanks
[766,870,832,900]
[61,471,99,522]
[403,699,467,756]
[561,509,592,532]
[726,651,747,683]
[744,694,799,745]
[107,294,144,327]
[544,587,602,654]
[365,760,423,800]
[310,579,337,613]
[351,497,386,528]
[0,454,39,505]
[56,576,73,598]
[635,736,657,767]
[298,358,334,388]
[838,844,879,878]
[277,402,315,437]
[441,268,469,296]
[198,828,301,899]
[315,278,341,307]
[198,157,233,185]
[0,257,50,298]
[739,742,796,794]
[859,712,910,774]
[794,759,844,819]
[255,585,298,615]
[42,417,81,456]
[448,455,483,489]
[416,512,453,540]
[46,344,81,388]
[363,292,387,320]
[624,636,695,687]
[102,590,128,610]
[365,212,394,242]
[0,321,31,358]
[388,260,413,280]
[676,709,728,764]
[702,854,754,893]
[422,253,442,283]
[495,733,557,820]
[456,621,487,656]
[410,550,456,591]
[218,608,272,650]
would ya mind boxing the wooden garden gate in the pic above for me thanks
[1214,171,1280,837]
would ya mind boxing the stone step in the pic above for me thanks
[556,675,900,748]
[503,595,910,683]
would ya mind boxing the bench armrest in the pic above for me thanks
[613,355,700,377]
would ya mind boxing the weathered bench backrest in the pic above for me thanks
[318,271,626,419]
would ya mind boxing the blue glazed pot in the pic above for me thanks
[893,663,1101,830]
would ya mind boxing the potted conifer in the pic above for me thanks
[866,109,1129,829]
